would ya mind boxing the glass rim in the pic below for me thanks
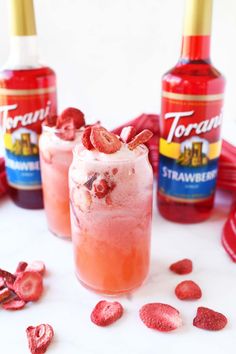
[72,143,149,164]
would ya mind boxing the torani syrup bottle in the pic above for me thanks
[157,0,225,223]
[0,0,57,209]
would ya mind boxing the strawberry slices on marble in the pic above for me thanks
[0,260,46,311]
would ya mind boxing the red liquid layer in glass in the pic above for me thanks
[158,36,225,223]
[0,66,57,209]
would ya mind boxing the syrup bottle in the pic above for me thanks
[157,0,225,223]
[0,0,57,209]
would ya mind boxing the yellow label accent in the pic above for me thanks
[159,138,180,160]
[183,0,213,36]
[160,138,221,161]
[0,86,56,96]
[10,0,36,36]
[162,91,224,102]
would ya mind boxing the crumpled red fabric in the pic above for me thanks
[222,204,236,262]
[0,157,8,197]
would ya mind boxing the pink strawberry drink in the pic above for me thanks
[69,126,153,294]
[39,107,86,238]
[39,126,82,238]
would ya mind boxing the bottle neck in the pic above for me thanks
[180,35,211,61]
[5,35,41,69]
[4,0,40,70]
[180,0,213,62]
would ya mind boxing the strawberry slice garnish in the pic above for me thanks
[26,261,46,277]
[57,107,85,129]
[128,129,153,150]
[169,258,193,275]
[193,307,227,331]
[175,280,202,300]
[90,127,122,154]
[2,298,26,311]
[82,126,94,150]
[0,268,16,287]
[139,303,182,332]
[56,117,76,141]
[26,324,54,354]
[13,271,43,302]
[120,126,136,143]
[94,179,110,198]
[44,115,57,127]
[91,300,124,326]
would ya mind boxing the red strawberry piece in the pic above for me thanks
[82,126,94,150]
[139,303,182,332]
[57,107,85,129]
[169,258,193,275]
[90,127,122,154]
[26,324,54,354]
[15,261,28,275]
[0,269,16,287]
[91,300,123,327]
[128,129,153,150]
[14,271,43,302]
[0,288,12,303]
[120,126,137,143]
[175,280,202,300]
[26,261,46,277]
[2,298,26,311]
[44,115,57,127]
[193,307,227,331]
[56,117,76,141]
[94,179,110,199]
[112,168,118,175]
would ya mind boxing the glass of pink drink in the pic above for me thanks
[39,107,86,238]
[69,126,153,295]
[39,125,82,238]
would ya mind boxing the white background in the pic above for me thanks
[0,2,236,354]
[0,0,235,142]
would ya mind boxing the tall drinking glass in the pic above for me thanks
[69,143,153,295]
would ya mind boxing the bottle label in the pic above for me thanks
[0,86,57,190]
[158,91,224,202]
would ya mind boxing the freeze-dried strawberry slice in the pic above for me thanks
[175,280,202,300]
[128,129,153,150]
[56,117,76,141]
[15,261,28,275]
[193,307,227,331]
[2,298,26,311]
[94,179,109,198]
[57,107,85,129]
[91,300,123,327]
[90,127,122,154]
[0,269,16,287]
[169,258,193,275]
[26,324,54,354]
[120,126,136,143]
[139,303,182,332]
[82,126,94,150]
[26,261,46,277]
[14,271,43,302]
[0,288,12,303]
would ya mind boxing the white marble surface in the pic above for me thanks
[0,189,236,354]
